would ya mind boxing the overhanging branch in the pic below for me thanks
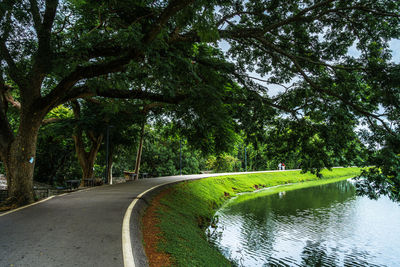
[256,37,396,136]
[4,90,21,109]
[55,85,188,108]
[0,43,25,86]
[42,117,62,126]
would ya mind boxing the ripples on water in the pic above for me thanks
[207,180,400,267]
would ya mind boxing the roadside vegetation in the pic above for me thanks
[144,167,361,266]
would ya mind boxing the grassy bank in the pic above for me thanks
[146,167,361,266]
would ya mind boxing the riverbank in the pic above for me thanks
[142,167,362,266]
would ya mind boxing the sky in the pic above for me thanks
[389,39,400,63]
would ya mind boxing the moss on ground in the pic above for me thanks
[152,167,361,266]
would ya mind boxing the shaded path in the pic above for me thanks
[0,171,284,267]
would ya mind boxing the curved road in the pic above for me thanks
[0,171,280,267]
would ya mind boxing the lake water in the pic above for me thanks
[207,180,400,266]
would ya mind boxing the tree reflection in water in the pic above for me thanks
[209,180,400,267]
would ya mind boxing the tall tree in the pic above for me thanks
[0,0,399,205]
[0,0,195,204]
[71,100,104,186]
[34,104,78,185]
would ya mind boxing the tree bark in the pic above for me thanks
[72,131,103,187]
[2,112,43,205]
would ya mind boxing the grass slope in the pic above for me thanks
[152,168,361,266]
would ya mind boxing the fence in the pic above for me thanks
[0,188,70,203]
[0,178,129,203]
[0,190,7,203]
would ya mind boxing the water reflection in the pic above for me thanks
[208,180,400,267]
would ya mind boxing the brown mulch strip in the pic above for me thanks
[142,188,173,267]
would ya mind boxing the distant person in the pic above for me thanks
[278,162,282,170]
[282,163,286,170]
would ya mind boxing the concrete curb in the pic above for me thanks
[123,180,191,267]
[0,196,55,217]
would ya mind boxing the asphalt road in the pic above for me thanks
[0,171,278,267]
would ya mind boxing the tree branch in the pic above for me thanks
[243,74,295,91]
[4,92,21,109]
[41,117,62,126]
[42,0,59,32]
[39,52,139,110]
[262,0,336,34]
[216,11,263,28]
[326,5,400,18]
[142,0,195,44]
[215,0,336,39]
[143,102,165,114]
[29,0,59,91]
[178,1,397,46]
[256,37,396,136]
[0,78,14,151]
[54,13,69,34]
[28,0,42,32]
[87,131,98,144]
[231,72,300,120]
[87,6,104,34]
[55,85,188,109]
[41,0,193,111]
[94,88,187,104]
[1,85,21,109]
[0,43,25,87]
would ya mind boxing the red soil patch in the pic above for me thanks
[142,188,173,267]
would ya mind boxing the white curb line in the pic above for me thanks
[0,196,55,217]
[122,182,171,267]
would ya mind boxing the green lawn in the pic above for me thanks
[150,167,362,266]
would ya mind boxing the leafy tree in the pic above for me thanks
[0,0,399,205]
[70,97,151,185]
[34,105,80,185]
[355,65,400,201]
[138,123,206,177]
[206,154,240,173]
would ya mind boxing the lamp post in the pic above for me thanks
[179,139,182,175]
[236,145,242,172]
[105,125,113,184]
[245,146,247,172]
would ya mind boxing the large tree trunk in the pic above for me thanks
[71,101,104,187]
[2,114,43,205]
[73,131,103,187]
[0,80,48,206]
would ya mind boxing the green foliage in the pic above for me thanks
[354,64,400,202]
[93,163,106,178]
[154,168,361,266]
[139,125,206,177]
[34,124,81,185]
[46,105,74,120]
[206,154,240,173]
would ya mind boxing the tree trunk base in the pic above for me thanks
[0,196,25,210]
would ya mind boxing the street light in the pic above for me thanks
[245,146,247,172]
[179,139,182,175]
[105,125,113,184]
